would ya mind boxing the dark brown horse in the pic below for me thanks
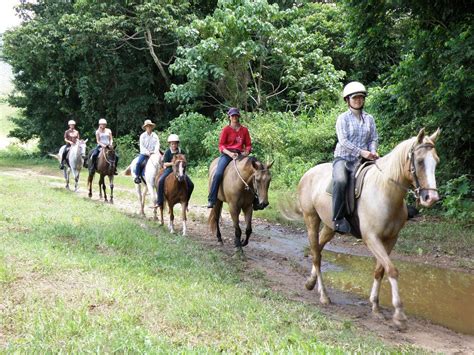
[154,154,191,235]
[88,145,116,203]
[208,156,273,251]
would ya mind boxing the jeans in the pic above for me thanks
[208,154,233,204]
[135,154,149,177]
[157,169,195,206]
[61,144,71,164]
[332,158,353,221]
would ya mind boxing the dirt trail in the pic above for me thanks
[2,167,473,353]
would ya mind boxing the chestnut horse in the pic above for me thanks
[292,128,440,330]
[208,156,273,252]
[154,154,192,235]
[87,145,116,203]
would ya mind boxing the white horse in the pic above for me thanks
[125,153,162,218]
[51,139,88,191]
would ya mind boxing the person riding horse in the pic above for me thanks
[332,81,379,234]
[207,107,252,209]
[88,118,118,175]
[155,134,194,208]
[134,119,160,184]
[60,119,80,170]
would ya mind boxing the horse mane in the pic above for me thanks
[172,153,187,163]
[241,156,262,169]
[373,137,416,189]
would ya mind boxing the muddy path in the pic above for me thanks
[2,167,474,353]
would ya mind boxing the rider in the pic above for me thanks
[332,81,379,234]
[155,134,194,208]
[60,119,80,170]
[134,119,160,184]
[207,107,251,208]
[89,118,118,175]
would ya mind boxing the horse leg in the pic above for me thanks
[168,202,175,234]
[181,201,187,236]
[109,176,114,204]
[64,168,70,190]
[214,200,223,245]
[229,206,242,252]
[135,183,144,216]
[305,216,333,305]
[159,203,164,226]
[365,234,407,330]
[242,205,253,247]
[87,173,94,198]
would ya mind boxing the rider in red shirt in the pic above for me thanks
[208,108,252,208]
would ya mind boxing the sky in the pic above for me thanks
[0,0,21,34]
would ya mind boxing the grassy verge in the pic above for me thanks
[0,170,412,352]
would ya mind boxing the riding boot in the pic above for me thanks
[334,218,351,234]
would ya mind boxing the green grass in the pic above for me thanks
[0,170,411,352]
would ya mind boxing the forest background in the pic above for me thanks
[1,0,472,219]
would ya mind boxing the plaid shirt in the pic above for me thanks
[334,110,378,162]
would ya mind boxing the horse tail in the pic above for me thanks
[123,165,132,176]
[208,200,223,235]
[278,193,303,221]
[49,153,60,162]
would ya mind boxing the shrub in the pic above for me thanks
[439,175,473,222]
[114,134,138,168]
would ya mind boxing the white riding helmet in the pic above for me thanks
[342,81,367,99]
[68,120,76,125]
[167,134,180,143]
[98,118,107,125]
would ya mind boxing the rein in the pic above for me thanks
[232,158,267,201]
[102,147,115,167]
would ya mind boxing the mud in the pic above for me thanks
[2,168,474,353]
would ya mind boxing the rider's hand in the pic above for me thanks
[241,151,249,157]
[231,153,238,159]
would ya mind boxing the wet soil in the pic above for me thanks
[2,167,474,353]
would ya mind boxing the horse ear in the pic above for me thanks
[84,138,88,143]
[416,127,425,144]
[266,160,274,169]
[251,159,261,170]
[429,128,441,143]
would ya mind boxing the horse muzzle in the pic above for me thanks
[419,189,439,207]
[253,201,269,211]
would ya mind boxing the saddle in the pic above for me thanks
[326,160,375,238]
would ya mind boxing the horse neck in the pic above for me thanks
[373,138,414,203]
[69,145,82,167]
[234,158,254,180]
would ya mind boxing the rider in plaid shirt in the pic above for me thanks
[333,82,379,234]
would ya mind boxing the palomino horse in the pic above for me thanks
[208,156,273,251]
[294,128,440,330]
[51,139,88,191]
[87,145,116,203]
[154,154,192,235]
[124,152,162,217]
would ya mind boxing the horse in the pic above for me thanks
[290,128,440,330]
[124,152,162,217]
[87,145,116,203]
[155,154,192,235]
[50,139,88,191]
[208,156,273,252]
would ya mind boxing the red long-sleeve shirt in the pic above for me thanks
[218,125,252,154]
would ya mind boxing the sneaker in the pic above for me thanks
[334,218,351,234]
[134,177,142,184]
[207,201,215,208]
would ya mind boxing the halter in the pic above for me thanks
[375,142,438,204]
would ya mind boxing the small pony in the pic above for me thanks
[87,145,116,203]
[154,154,192,235]
[288,128,440,330]
[208,156,273,252]
[50,139,88,191]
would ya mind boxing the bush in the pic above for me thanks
[439,175,473,222]
[114,134,138,168]
[165,112,213,166]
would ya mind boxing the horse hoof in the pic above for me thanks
[88,194,92,198]
[393,318,408,331]
[305,278,317,291]
[320,295,331,305]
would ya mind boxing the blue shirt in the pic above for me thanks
[334,110,378,163]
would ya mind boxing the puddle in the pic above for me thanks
[253,224,474,335]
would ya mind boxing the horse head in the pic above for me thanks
[172,154,187,183]
[78,139,88,159]
[250,158,273,210]
[409,128,441,207]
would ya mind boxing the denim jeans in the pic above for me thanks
[208,154,233,204]
[134,154,149,177]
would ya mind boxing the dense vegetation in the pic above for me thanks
[1,0,472,216]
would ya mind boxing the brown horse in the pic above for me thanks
[208,156,273,251]
[290,128,440,330]
[155,154,192,235]
[88,145,116,203]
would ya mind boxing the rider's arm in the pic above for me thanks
[152,133,160,155]
[96,131,103,147]
[219,127,237,158]
[64,131,72,145]
[139,132,148,155]
[108,129,113,147]
[242,128,251,156]
[163,149,173,167]
[336,115,362,157]
[368,115,379,155]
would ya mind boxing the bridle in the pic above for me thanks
[102,146,116,167]
[233,158,268,202]
[173,158,186,180]
[375,142,438,203]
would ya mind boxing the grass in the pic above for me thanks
[0,171,411,352]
